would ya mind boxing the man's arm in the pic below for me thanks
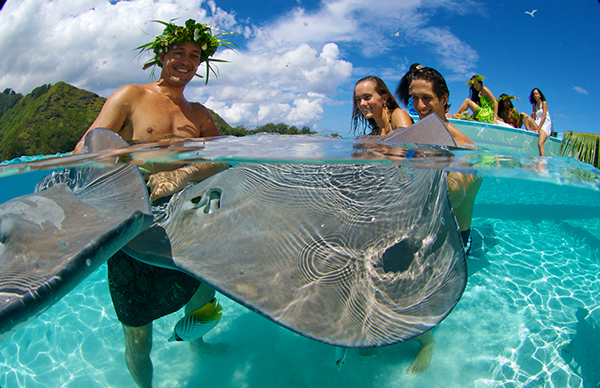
[447,172,482,232]
[73,84,142,153]
[147,162,230,201]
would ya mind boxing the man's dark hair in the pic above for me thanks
[410,67,451,112]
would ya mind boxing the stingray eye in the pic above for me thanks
[191,196,202,204]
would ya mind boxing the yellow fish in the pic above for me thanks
[168,298,223,342]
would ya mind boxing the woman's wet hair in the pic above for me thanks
[351,76,400,135]
[395,63,422,107]
[410,67,451,112]
[529,88,546,105]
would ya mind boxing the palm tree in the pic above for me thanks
[560,131,600,168]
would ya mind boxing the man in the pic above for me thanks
[409,66,482,242]
[75,19,233,388]
[402,67,482,375]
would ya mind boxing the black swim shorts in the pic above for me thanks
[107,250,201,328]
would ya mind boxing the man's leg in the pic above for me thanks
[123,323,153,388]
[406,330,437,375]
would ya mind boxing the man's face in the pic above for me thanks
[159,41,203,86]
[409,79,448,120]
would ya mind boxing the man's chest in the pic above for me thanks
[130,96,199,139]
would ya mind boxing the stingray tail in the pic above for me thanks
[335,347,347,370]
[168,298,223,342]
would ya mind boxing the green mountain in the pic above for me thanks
[0,82,234,161]
[0,82,105,160]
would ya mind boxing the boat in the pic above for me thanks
[449,118,562,157]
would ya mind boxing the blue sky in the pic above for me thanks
[1,0,599,135]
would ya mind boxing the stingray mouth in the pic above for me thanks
[190,188,222,214]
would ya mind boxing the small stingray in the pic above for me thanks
[0,129,153,342]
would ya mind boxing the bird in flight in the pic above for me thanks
[525,9,537,17]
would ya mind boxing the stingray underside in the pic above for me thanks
[126,162,468,348]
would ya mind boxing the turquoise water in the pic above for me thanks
[1,135,599,387]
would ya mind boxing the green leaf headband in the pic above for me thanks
[498,94,519,102]
[466,74,485,86]
[136,19,237,84]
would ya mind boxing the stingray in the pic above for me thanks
[0,128,153,343]
[124,114,468,347]
[0,115,468,348]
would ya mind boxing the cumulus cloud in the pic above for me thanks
[200,44,349,125]
[0,0,480,128]
[0,0,216,95]
[573,86,588,95]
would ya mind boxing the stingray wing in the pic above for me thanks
[0,128,153,342]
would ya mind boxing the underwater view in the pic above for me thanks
[0,134,599,388]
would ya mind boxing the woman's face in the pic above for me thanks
[473,81,482,92]
[532,89,541,102]
[354,80,387,120]
[502,99,511,109]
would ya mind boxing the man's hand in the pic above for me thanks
[147,168,192,201]
[147,162,230,202]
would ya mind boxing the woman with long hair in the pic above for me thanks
[352,76,412,136]
[452,75,498,124]
[523,88,552,156]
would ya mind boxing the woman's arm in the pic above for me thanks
[538,101,548,129]
[482,86,499,122]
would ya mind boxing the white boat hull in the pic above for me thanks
[449,118,562,157]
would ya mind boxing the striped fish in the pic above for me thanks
[168,298,223,342]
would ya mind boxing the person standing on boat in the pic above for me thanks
[523,88,552,156]
[406,66,483,373]
[74,19,234,388]
[497,94,524,128]
[352,76,413,136]
[395,63,423,116]
[452,75,499,124]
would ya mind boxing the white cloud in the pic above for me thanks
[0,0,214,94]
[200,43,348,126]
[573,86,588,95]
[0,0,480,129]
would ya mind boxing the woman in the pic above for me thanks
[452,75,498,124]
[523,88,552,156]
[352,76,413,136]
[395,63,423,116]
[497,94,523,128]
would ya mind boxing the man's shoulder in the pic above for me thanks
[189,101,212,116]
[110,83,147,102]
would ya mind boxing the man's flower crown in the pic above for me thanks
[136,19,237,83]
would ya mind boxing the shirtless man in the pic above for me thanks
[75,20,232,388]
[402,66,482,374]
